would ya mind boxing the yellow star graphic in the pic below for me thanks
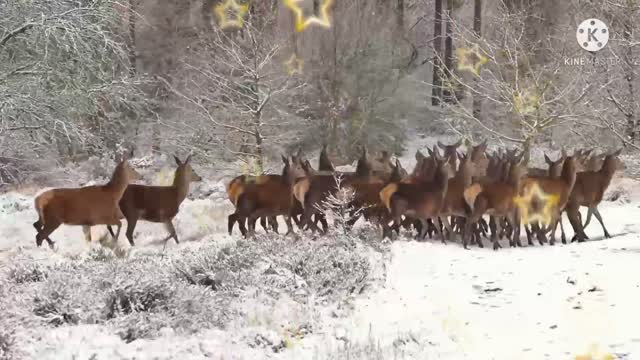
[213,0,250,30]
[513,182,560,226]
[284,53,304,75]
[513,89,541,115]
[456,44,489,76]
[284,0,334,32]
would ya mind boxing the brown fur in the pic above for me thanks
[565,149,624,241]
[107,155,201,246]
[33,157,142,249]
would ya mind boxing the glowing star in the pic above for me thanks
[284,0,334,32]
[456,44,489,76]
[513,89,540,115]
[284,53,304,75]
[513,182,560,226]
[213,0,249,29]
[575,344,616,360]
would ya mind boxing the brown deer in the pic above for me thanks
[295,147,375,233]
[463,156,527,250]
[345,158,407,233]
[105,155,202,246]
[33,155,142,249]
[380,147,454,242]
[437,139,463,170]
[565,149,625,242]
[232,155,305,237]
[522,152,566,245]
[519,154,582,245]
[439,151,485,243]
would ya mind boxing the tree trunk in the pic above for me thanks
[443,0,454,103]
[396,0,404,29]
[128,0,137,76]
[623,14,637,143]
[431,0,443,106]
[472,0,482,120]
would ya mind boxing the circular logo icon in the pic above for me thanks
[576,18,609,52]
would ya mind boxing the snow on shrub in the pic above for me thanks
[8,262,48,284]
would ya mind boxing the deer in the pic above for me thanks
[232,155,305,237]
[294,147,375,234]
[463,155,527,250]
[521,151,566,245]
[437,139,463,170]
[564,149,625,242]
[380,147,454,242]
[105,154,202,246]
[518,154,583,245]
[438,150,486,244]
[33,154,142,249]
[344,158,408,233]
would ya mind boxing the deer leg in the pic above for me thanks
[260,216,269,233]
[591,207,611,238]
[436,217,447,244]
[112,220,122,242]
[559,213,567,244]
[228,213,239,235]
[125,216,138,246]
[475,222,484,248]
[82,226,92,244]
[36,218,60,249]
[565,204,588,242]
[270,216,279,233]
[163,221,179,244]
[284,216,294,235]
[524,224,534,246]
[237,216,248,237]
[582,208,593,230]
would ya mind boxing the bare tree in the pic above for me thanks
[0,0,155,185]
[161,15,303,173]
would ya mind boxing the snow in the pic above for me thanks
[1,170,639,359]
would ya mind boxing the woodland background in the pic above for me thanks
[1,0,638,186]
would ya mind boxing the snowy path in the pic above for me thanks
[329,201,640,359]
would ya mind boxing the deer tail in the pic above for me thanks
[226,177,245,207]
[293,178,310,208]
[463,183,483,212]
[380,183,399,212]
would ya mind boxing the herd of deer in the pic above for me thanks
[226,140,625,250]
[29,140,624,252]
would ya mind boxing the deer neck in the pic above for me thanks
[172,173,191,204]
[561,160,577,192]
[106,165,129,199]
[455,164,473,188]
[599,158,617,189]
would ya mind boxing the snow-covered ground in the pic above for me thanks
[1,146,639,359]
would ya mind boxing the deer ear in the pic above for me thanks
[544,154,552,164]
[185,154,193,164]
[174,155,182,166]
[416,150,425,161]
[437,141,445,149]
[281,155,288,164]
[613,148,623,156]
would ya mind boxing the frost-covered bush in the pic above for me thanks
[173,241,258,292]
[104,280,175,319]
[0,329,14,360]
[8,263,48,284]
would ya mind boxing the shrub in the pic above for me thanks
[8,263,48,284]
